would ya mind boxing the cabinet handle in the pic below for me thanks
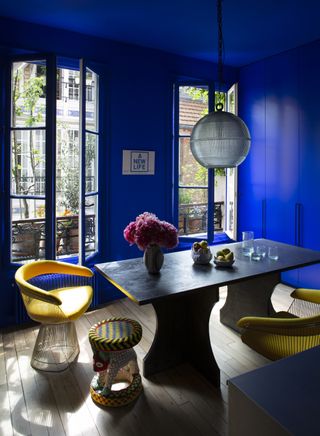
[262,199,266,238]
[295,203,302,246]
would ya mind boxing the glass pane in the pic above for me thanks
[225,84,238,239]
[56,66,80,103]
[56,161,80,258]
[56,68,80,219]
[56,125,80,215]
[56,67,80,258]
[215,91,226,111]
[85,195,98,258]
[56,214,79,258]
[225,167,237,238]
[11,198,46,262]
[56,67,80,116]
[227,90,235,114]
[85,68,98,132]
[179,137,208,186]
[11,61,46,128]
[178,188,208,236]
[179,86,208,135]
[85,133,98,193]
[214,169,227,232]
[11,129,46,196]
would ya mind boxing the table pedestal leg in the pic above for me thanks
[220,273,280,332]
[143,286,220,387]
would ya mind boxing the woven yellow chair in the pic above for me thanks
[15,260,93,371]
[237,288,320,360]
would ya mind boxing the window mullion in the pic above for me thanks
[173,84,180,228]
[11,194,45,200]
[78,59,86,265]
[45,55,57,260]
[207,168,215,242]
[3,61,11,267]
[178,185,208,190]
[208,83,215,243]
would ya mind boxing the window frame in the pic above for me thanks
[173,80,236,245]
[4,54,101,267]
[225,83,239,241]
[173,80,215,243]
[79,60,100,264]
[5,54,56,262]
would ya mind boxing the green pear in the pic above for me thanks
[225,252,234,261]
[200,240,208,249]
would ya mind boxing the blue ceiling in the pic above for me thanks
[0,0,320,67]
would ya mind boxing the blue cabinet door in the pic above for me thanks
[239,46,320,289]
[238,62,266,240]
[264,52,300,286]
[265,51,300,244]
[297,41,320,288]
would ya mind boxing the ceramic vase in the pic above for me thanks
[143,244,164,274]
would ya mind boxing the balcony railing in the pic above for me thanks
[12,214,96,262]
[179,202,224,235]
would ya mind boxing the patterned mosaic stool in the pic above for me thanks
[88,317,143,407]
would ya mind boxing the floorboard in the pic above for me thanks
[0,283,294,436]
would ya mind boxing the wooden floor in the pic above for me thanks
[0,284,294,436]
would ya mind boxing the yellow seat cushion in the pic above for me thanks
[27,285,93,324]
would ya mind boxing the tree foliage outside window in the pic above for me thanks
[57,125,96,215]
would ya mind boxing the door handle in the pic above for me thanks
[262,199,266,238]
[295,203,302,246]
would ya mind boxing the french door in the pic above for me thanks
[7,54,100,265]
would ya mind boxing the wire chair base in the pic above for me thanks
[31,322,80,372]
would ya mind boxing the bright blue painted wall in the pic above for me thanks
[0,17,238,327]
[238,39,320,288]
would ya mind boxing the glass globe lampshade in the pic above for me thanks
[190,110,251,168]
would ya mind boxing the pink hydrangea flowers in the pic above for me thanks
[124,212,179,251]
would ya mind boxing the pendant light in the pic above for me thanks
[190,0,251,168]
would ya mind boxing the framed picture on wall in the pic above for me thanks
[122,150,155,175]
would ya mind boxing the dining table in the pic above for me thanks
[94,238,320,387]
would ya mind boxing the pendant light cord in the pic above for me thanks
[216,0,224,110]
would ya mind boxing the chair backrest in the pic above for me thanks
[15,260,93,305]
[289,288,320,318]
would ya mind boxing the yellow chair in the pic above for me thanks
[237,288,320,361]
[15,260,93,371]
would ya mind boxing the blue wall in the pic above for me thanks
[0,17,238,327]
[238,39,320,288]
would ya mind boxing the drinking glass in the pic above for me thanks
[242,231,254,257]
[268,246,279,260]
[251,249,261,261]
[256,244,267,258]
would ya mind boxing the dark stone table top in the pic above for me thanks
[95,239,320,305]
